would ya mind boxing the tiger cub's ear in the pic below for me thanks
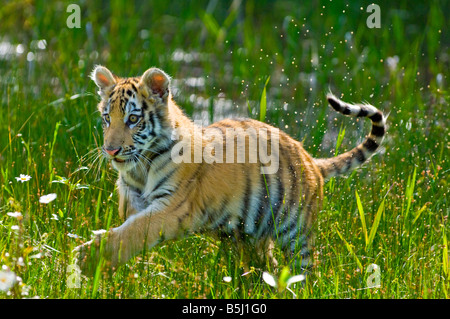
[139,68,170,100]
[91,65,117,97]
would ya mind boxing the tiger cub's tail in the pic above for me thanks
[314,93,386,179]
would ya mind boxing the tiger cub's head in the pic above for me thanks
[91,65,173,171]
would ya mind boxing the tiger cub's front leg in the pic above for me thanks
[77,200,194,274]
[117,178,146,220]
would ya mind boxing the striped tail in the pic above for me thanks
[315,93,386,179]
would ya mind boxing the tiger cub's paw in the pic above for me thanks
[73,231,112,277]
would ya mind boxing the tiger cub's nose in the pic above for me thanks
[105,147,122,156]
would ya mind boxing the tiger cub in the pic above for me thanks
[76,65,385,275]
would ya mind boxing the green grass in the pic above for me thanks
[0,0,448,299]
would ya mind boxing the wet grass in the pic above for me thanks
[0,0,448,298]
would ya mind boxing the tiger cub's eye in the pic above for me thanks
[103,114,110,123]
[128,114,139,124]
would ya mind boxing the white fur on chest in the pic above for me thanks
[120,155,178,217]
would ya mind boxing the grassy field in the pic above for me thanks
[0,0,448,299]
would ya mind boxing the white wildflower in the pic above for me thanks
[7,212,23,220]
[286,274,306,287]
[20,284,30,296]
[92,229,107,236]
[262,271,277,287]
[39,193,57,204]
[223,276,232,283]
[17,257,25,267]
[29,253,42,259]
[386,55,399,72]
[15,174,31,183]
[0,270,17,292]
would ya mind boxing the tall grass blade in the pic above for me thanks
[49,121,61,182]
[335,225,363,271]
[404,167,417,220]
[355,190,368,246]
[247,100,252,118]
[412,204,428,225]
[201,12,220,37]
[443,228,448,278]
[334,124,346,156]
[366,198,385,251]
[259,76,270,122]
